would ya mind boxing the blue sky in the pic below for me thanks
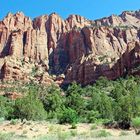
[0,0,140,20]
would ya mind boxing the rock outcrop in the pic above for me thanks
[0,10,140,85]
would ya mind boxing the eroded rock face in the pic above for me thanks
[64,27,140,85]
[0,10,140,85]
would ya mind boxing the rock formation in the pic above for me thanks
[0,10,140,85]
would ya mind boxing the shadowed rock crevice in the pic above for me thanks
[0,33,12,57]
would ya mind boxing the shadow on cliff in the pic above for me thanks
[47,33,70,76]
[0,34,12,58]
[111,41,140,78]
[62,41,140,86]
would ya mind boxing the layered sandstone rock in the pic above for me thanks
[0,10,140,85]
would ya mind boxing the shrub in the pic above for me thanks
[86,110,100,123]
[0,96,14,119]
[39,85,64,115]
[13,91,47,121]
[10,119,18,125]
[132,117,140,128]
[132,117,140,135]
[65,82,85,115]
[59,107,78,124]
[87,88,113,120]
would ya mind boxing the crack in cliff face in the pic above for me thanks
[81,28,93,56]
[0,10,140,85]
[0,33,12,57]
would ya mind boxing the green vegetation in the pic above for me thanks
[13,90,47,121]
[70,123,77,129]
[95,130,111,138]
[59,107,78,124]
[132,117,140,128]
[120,131,128,136]
[0,132,15,140]
[0,96,14,119]
[84,22,133,30]
[132,117,140,135]
[10,119,19,125]
[0,76,140,131]
[31,67,37,76]
[90,124,97,130]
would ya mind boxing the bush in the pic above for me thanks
[65,82,85,115]
[87,88,113,120]
[39,85,64,115]
[132,117,140,135]
[13,91,47,121]
[0,96,14,119]
[10,119,19,125]
[132,117,140,128]
[86,110,100,123]
[59,107,78,124]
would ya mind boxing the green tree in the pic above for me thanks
[65,82,85,115]
[39,85,65,119]
[13,90,47,121]
[111,77,140,123]
[59,107,78,124]
[87,87,113,120]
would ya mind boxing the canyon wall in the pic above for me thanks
[0,10,140,85]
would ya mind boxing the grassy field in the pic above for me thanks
[0,120,139,140]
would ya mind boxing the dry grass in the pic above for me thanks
[0,120,139,140]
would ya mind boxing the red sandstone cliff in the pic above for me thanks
[0,10,140,85]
